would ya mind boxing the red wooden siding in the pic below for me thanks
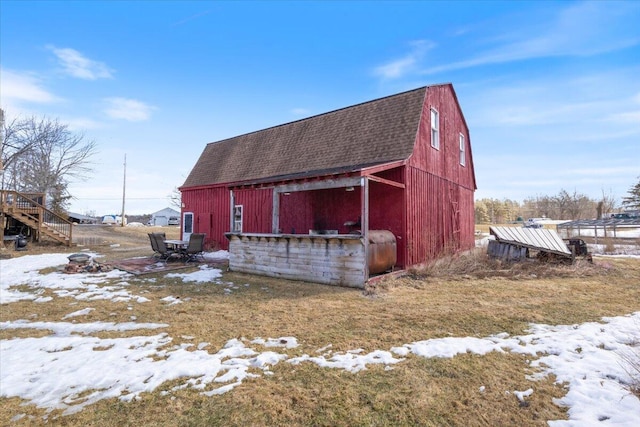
[280,188,361,234]
[403,84,475,266]
[181,186,231,250]
[408,85,475,192]
[279,191,312,234]
[311,189,361,232]
[233,188,273,234]
[368,170,406,267]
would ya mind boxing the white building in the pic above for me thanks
[149,207,180,226]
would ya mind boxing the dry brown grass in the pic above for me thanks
[1,227,640,426]
[620,333,640,399]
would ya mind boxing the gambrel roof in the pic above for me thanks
[182,84,447,188]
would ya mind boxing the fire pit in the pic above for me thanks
[64,253,112,273]
[68,253,91,263]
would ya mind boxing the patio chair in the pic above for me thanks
[148,233,160,257]
[182,233,206,263]
[148,232,167,258]
[152,233,180,263]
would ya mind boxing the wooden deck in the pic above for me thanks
[1,190,73,246]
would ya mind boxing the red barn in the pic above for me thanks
[180,83,476,287]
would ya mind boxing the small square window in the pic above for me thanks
[459,133,466,166]
[233,205,243,233]
[430,108,440,150]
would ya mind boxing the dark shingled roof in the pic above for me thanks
[182,85,433,188]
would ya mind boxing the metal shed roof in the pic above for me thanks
[490,226,571,256]
[557,218,640,227]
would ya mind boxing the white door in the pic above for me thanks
[182,212,194,241]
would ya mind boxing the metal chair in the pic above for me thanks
[148,232,167,258]
[151,233,179,263]
[148,233,159,257]
[182,233,206,263]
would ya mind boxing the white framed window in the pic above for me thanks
[459,133,466,166]
[430,108,440,150]
[233,205,243,233]
[182,212,194,241]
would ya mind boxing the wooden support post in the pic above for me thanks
[272,190,280,233]
[229,190,235,232]
[361,177,369,281]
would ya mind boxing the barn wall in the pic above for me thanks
[233,188,273,234]
[402,84,475,266]
[368,180,405,267]
[408,85,475,191]
[181,186,231,250]
[278,188,362,234]
[279,191,312,234]
[311,189,361,233]
[404,167,475,266]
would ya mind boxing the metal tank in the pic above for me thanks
[367,230,397,274]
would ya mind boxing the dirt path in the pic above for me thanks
[73,224,180,247]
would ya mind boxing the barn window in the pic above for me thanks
[459,133,466,166]
[233,205,243,233]
[430,108,440,150]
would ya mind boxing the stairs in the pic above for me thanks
[1,190,73,246]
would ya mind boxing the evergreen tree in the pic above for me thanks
[622,177,640,209]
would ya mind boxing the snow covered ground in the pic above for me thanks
[1,253,639,425]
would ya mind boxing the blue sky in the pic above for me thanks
[1,1,639,216]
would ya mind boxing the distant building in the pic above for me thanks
[67,212,97,224]
[149,207,180,226]
[101,215,126,225]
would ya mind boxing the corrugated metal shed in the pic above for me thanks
[557,218,640,227]
[490,226,571,256]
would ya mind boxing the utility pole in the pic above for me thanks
[121,154,126,227]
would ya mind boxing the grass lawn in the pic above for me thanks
[1,226,639,426]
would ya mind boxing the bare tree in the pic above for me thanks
[1,114,36,184]
[2,114,97,213]
[169,186,182,210]
[555,189,595,220]
[522,195,556,219]
[600,189,617,218]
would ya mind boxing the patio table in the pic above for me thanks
[164,239,188,250]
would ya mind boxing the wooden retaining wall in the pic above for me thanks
[226,233,367,288]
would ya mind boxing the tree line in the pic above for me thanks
[476,183,640,224]
[1,110,96,213]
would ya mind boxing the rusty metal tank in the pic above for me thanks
[367,230,397,274]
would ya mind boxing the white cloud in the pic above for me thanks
[290,108,310,116]
[466,69,640,133]
[103,97,155,122]
[48,46,114,80]
[0,68,60,106]
[171,9,213,27]
[606,111,640,124]
[373,40,436,79]
[421,2,640,75]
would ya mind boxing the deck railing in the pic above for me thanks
[1,190,72,245]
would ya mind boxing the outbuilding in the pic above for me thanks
[180,84,477,287]
[149,207,180,226]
